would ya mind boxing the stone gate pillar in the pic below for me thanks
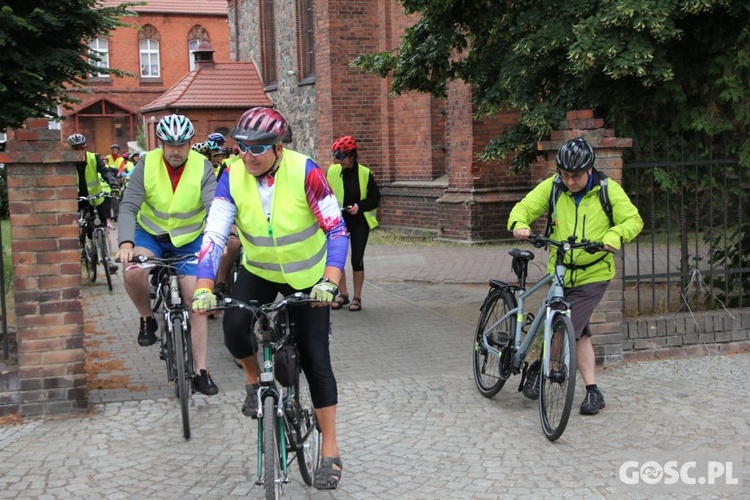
[1,119,87,416]
[537,110,632,365]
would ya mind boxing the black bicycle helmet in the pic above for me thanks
[555,137,595,172]
[110,143,121,149]
[231,107,289,144]
[67,134,87,146]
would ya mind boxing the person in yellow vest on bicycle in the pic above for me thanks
[116,114,219,396]
[191,107,348,490]
[326,136,381,312]
[107,143,126,173]
[69,133,119,272]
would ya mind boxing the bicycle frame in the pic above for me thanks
[480,258,571,379]
[255,308,293,484]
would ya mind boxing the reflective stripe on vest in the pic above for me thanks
[230,149,326,289]
[84,152,104,206]
[326,163,379,229]
[137,149,207,247]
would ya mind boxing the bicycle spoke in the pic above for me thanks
[539,314,576,441]
[472,288,515,397]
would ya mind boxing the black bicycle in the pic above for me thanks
[78,192,118,291]
[130,253,197,440]
[210,293,322,498]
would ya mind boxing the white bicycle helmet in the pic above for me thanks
[67,134,87,146]
[155,114,195,146]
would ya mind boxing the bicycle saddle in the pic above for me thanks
[508,249,535,261]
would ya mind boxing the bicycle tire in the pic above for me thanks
[263,396,282,499]
[292,370,321,486]
[85,236,98,283]
[539,313,577,442]
[150,270,163,312]
[95,229,113,291]
[172,317,191,440]
[472,287,516,397]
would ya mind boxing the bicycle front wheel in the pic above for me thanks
[172,317,191,440]
[84,236,98,283]
[95,229,113,291]
[473,287,516,397]
[292,370,321,486]
[263,397,282,500]
[539,313,577,442]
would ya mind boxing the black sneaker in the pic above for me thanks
[192,369,219,396]
[522,359,541,400]
[242,384,260,418]
[580,389,606,415]
[137,316,158,346]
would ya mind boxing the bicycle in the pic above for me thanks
[209,292,322,499]
[78,192,118,291]
[472,234,604,441]
[128,253,197,440]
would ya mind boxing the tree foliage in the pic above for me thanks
[0,0,139,131]
[353,0,750,169]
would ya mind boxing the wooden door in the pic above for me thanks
[92,118,114,157]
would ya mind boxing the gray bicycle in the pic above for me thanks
[472,234,604,441]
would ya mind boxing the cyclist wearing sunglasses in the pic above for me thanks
[192,107,348,490]
[326,136,380,312]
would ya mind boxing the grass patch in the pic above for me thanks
[369,227,513,248]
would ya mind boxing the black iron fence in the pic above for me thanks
[621,135,750,317]
[0,160,9,361]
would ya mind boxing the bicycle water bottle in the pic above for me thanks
[170,276,181,305]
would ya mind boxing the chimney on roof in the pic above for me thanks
[193,40,215,69]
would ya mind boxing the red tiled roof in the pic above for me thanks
[139,62,272,113]
[99,0,227,16]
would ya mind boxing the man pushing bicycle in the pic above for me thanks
[508,137,643,415]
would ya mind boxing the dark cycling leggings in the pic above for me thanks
[223,268,338,408]
[348,223,370,272]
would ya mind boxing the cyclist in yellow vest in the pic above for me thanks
[191,107,348,490]
[326,136,380,312]
[69,133,119,272]
[107,143,126,173]
[116,114,220,396]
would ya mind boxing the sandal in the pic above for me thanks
[313,456,342,490]
[330,294,349,310]
[348,297,361,312]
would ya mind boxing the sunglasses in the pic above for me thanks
[237,142,274,156]
[332,151,347,161]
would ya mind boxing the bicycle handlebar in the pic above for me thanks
[114,253,199,264]
[78,192,119,203]
[208,292,316,314]
[527,234,605,254]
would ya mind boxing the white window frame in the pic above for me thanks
[188,38,201,71]
[89,38,110,77]
[139,38,161,78]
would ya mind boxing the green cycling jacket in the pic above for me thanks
[507,171,643,287]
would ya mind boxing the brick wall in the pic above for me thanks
[1,120,87,416]
[623,310,750,360]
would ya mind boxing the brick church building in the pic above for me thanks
[229,0,532,242]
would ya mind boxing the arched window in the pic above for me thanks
[88,37,110,77]
[139,25,161,78]
[188,26,209,71]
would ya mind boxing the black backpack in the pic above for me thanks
[545,171,614,237]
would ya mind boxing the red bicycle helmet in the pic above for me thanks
[231,107,289,144]
[331,136,358,154]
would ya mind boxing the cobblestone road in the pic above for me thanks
[0,243,747,498]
